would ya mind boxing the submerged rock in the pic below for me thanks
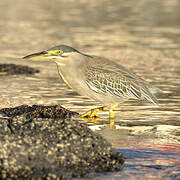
[0,64,39,75]
[0,105,124,179]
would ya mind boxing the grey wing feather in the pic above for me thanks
[85,56,158,104]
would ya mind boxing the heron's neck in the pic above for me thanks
[55,53,89,87]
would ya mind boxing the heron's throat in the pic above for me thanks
[53,58,67,66]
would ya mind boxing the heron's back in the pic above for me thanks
[84,56,158,104]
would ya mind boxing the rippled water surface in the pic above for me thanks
[0,0,180,179]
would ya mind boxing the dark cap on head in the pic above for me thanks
[47,45,79,53]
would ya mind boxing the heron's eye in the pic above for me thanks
[56,50,63,54]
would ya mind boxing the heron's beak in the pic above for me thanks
[23,51,50,60]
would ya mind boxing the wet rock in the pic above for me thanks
[0,105,124,179]
[0,64,39,75]
[0,104,78,120]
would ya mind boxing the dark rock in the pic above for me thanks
[0,104,78,120]
[0,64,39,75]
[0,105,124,179]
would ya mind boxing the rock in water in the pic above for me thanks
[0,105,124,179]
[0,64,39,75]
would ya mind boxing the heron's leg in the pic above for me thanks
[109,104,119,125]
[79,106,108,118]
[79,108,98,118]
[83,116,101,124]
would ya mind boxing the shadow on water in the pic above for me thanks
[0,0,180,179]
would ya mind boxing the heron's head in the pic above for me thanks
[23,45,79,62]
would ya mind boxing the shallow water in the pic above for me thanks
[88,144,180,180]
[0,0,180,179]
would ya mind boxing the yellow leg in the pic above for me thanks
[79,106,108,118]
[109,109,115,122]
[79,108,99,118]
[83,116,100,124]
[109,104,119,126]
[79,107,106,125]
[79,104,119,126]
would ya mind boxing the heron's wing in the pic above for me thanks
[85,57,158,104]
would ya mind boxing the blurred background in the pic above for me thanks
[0,0,180,179]
[1,0,180,62]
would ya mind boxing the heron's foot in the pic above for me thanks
[79,110,98,118]
[79,105,118,126]
[79,107,107,118]
[79,108,102,124]
[83,116,102,124]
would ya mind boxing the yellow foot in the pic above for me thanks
[83,117,102,124]
[79,107,107,118]
[79,104,119,126]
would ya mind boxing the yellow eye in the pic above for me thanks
[56,50,63,54]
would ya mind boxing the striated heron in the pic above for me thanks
[23,45,158,125]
